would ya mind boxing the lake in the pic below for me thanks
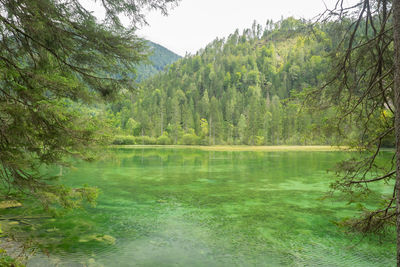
[25,147,395,266]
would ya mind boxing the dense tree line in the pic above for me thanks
[109,18,373,146]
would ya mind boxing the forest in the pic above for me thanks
[107,18,394,147]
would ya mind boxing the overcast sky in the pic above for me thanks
[85,0,357,56]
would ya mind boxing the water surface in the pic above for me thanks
[25,148,395,266]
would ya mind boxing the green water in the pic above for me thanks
[24,148,395,266]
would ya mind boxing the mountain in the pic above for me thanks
[135,41,181,81]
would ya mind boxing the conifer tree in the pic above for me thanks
[0,0,177,208]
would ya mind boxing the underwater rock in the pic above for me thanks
[102,235,116,245]
[78,234,116,245]
[87,257,105,267]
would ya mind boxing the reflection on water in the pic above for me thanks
[23,148,395,266]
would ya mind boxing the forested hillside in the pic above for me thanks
[135,41,181,81]
[107,18,390,146]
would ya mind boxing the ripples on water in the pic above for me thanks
[23,148,396,266]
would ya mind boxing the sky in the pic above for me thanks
[84,0,357,56]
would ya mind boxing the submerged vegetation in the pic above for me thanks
[2,149,397,266]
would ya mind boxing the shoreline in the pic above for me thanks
[110,145,349,152]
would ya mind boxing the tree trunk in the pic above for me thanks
[160,108,163,136]
[393,0,400,266]
[209,116,212,145]
[213,121,216,145]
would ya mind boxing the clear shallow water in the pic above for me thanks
[24,148,394,266]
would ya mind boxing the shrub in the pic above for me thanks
[156,134,172,145]
[179,133,201,145]
[134,136,157,145]
[256,136,265,146]
[198,137,209,146]
[111,135,136,145]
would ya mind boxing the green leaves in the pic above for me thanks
[109,18,339,146]
[0,0,177,209]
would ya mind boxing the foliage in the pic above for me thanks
[156,133,173,145]
[0,229,24,267]
[308,0,398,236]
[179,132,201,145]
[0,250,25,267]
[134,136,157,145]
[0,0,177,209]
[107,18,351,146]
[112,135,137,145]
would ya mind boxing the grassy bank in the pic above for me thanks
[111,145,347,152]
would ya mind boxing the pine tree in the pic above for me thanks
[0,0,177,208]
